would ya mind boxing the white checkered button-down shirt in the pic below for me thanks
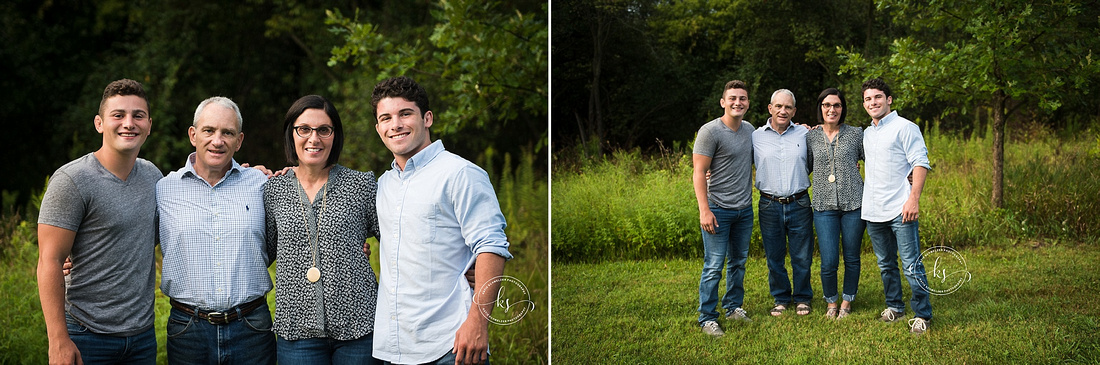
[157,153,272,311]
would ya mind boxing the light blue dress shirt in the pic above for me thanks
[753,118,811,197]
[861,111,931,222]
[158,153,272,311]
[373,140,513,364]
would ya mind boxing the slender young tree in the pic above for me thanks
[840,0,1100,207]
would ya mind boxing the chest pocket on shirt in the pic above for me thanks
[400,201,438,245]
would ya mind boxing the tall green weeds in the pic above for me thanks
[552,149,706,261]
[553,125,1100,262]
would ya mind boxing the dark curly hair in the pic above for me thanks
[860,78,892,99]
[370,76,430,118]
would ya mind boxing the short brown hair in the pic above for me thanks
[724,80,748,93]
[99,79,147,116]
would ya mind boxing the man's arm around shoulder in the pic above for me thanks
[37,224,83,365]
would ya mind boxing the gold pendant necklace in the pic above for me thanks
[825,128,838,184]
[298,176,328,283]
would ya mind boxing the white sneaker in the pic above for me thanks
[726,307,752,322]
[908,317,929,334]
[879,308,904,323]
[700,320,724,337]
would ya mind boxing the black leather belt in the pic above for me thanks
[170,297,266,325]
[759,190,808,204]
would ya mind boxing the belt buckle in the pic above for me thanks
[206,312,228,325]
[778,196,792,204]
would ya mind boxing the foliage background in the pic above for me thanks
[552,0,1100,158]
[0,0,547,363]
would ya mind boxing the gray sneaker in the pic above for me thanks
[700,320,725,337]
[879,308,904,322]
[908,317,929,334]
[726,307,752,322]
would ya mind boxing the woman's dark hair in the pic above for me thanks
[282,95,344,167]
[816,88,848,125]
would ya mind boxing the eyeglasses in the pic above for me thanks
[294,125,334,138]
[821,103,843,110]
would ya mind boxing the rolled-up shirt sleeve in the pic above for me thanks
[452,165,512,261]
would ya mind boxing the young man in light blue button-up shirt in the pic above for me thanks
[371,76,512,365]
[860,78,933,334]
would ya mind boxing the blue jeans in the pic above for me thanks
[758,194,814,305]
[867,215,933,320]
[65,313,156,364]
[396,351,489,365]
[278,333,380,365]
[814,209,865,303]
[166,302,276,365]
[697,205,754,323]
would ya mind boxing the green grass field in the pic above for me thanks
[550,125,1100,363]
[551,244,1100,364]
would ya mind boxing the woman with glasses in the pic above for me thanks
[806,88,866,320]
[263,95,381,363]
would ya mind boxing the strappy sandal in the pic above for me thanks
[770,304,787,317]
[796,303,811,316]
[836,307,851,319]
[824,306,839,319]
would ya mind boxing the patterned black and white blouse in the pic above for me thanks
[806,124,865,212]
[263,164,379,341]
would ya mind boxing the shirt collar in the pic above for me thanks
[764,118,797,135]
[391,140,445,175]
[182,152,242,181]
[874,110,900,128]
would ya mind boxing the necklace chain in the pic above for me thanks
[297,176,328,279]
[825,127,839,182]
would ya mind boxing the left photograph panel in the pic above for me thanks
[0,1,549,364]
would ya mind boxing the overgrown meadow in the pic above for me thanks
[551,123,1100,363]
[552,123,1100,262]
[0,151,547,364]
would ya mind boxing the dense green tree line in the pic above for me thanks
[1,0,547,210]
[552,0,1100,161]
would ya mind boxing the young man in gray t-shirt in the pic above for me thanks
[691,80,756,337]
[37,79,162,364]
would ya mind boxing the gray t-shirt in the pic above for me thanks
[38,153,162,336]
[693,118,754,210]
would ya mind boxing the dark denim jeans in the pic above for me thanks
[166,302,276,365]
[697,205,754,323]
[758,194,814,305]
[277,332,379,365]
[867,215,933,320]
[814,208,865,303]
[403,351,489,365]
[65,313,156,365]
